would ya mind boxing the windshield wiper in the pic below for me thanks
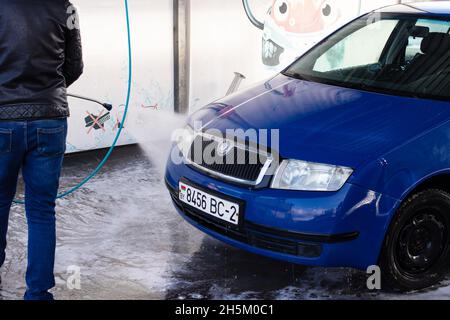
[282,71,309,81]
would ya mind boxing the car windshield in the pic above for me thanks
[283,13,450,101]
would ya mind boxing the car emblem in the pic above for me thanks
[216,140,234,157]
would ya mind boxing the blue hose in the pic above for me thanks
[14,0,132,205]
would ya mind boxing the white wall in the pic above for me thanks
[68,0,174,152]
[189,0,270,111]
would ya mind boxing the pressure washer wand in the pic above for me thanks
[67,93,113,111]
[13,0,131,206]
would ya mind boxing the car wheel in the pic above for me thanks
[379,189,450,291]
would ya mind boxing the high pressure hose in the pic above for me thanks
[13,0,132,205]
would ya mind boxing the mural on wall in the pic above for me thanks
[65,0,174,153]
[243,0,362,68]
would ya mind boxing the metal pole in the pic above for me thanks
[226,72,246,95]
[173,0,190,114]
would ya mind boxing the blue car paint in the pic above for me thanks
[165,4,450,270]
[190,74,450,199]
[383,2,450,16]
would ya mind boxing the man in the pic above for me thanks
[0,0,83,300]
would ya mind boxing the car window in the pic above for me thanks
[405,36,423,62]
[405,19,450,62]
[417,18,450,33]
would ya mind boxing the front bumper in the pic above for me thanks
[165,154,399,270]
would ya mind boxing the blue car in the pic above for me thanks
[165,2,450,291]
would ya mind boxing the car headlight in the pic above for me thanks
[175,125,195,159]
[271,160,353,192]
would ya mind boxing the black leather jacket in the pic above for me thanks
[0,0,83,120]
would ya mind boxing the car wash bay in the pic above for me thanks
[2,146,449,300]
[2,0,450,300]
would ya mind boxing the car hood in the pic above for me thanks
[190,74,450,169]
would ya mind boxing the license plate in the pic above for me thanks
[179,181,240,225]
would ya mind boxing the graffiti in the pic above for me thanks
[141,103,159,110]
[85,110,111,134]
[113,113,123,131]
[243,0,361,67]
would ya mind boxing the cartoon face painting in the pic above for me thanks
[243,0,358,67]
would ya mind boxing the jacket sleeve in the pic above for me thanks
[63,3,84,87]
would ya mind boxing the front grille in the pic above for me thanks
[187,134,271,185]
[167,187,323,258]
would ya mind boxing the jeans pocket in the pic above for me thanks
[0,128,12,154]
[37,126,67,157]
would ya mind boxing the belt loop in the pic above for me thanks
[24,121,28,152]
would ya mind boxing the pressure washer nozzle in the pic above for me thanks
[103,103,113,111]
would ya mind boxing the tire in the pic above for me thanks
[379,189,450,291]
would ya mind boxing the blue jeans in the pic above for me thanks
[0,119,67,300]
